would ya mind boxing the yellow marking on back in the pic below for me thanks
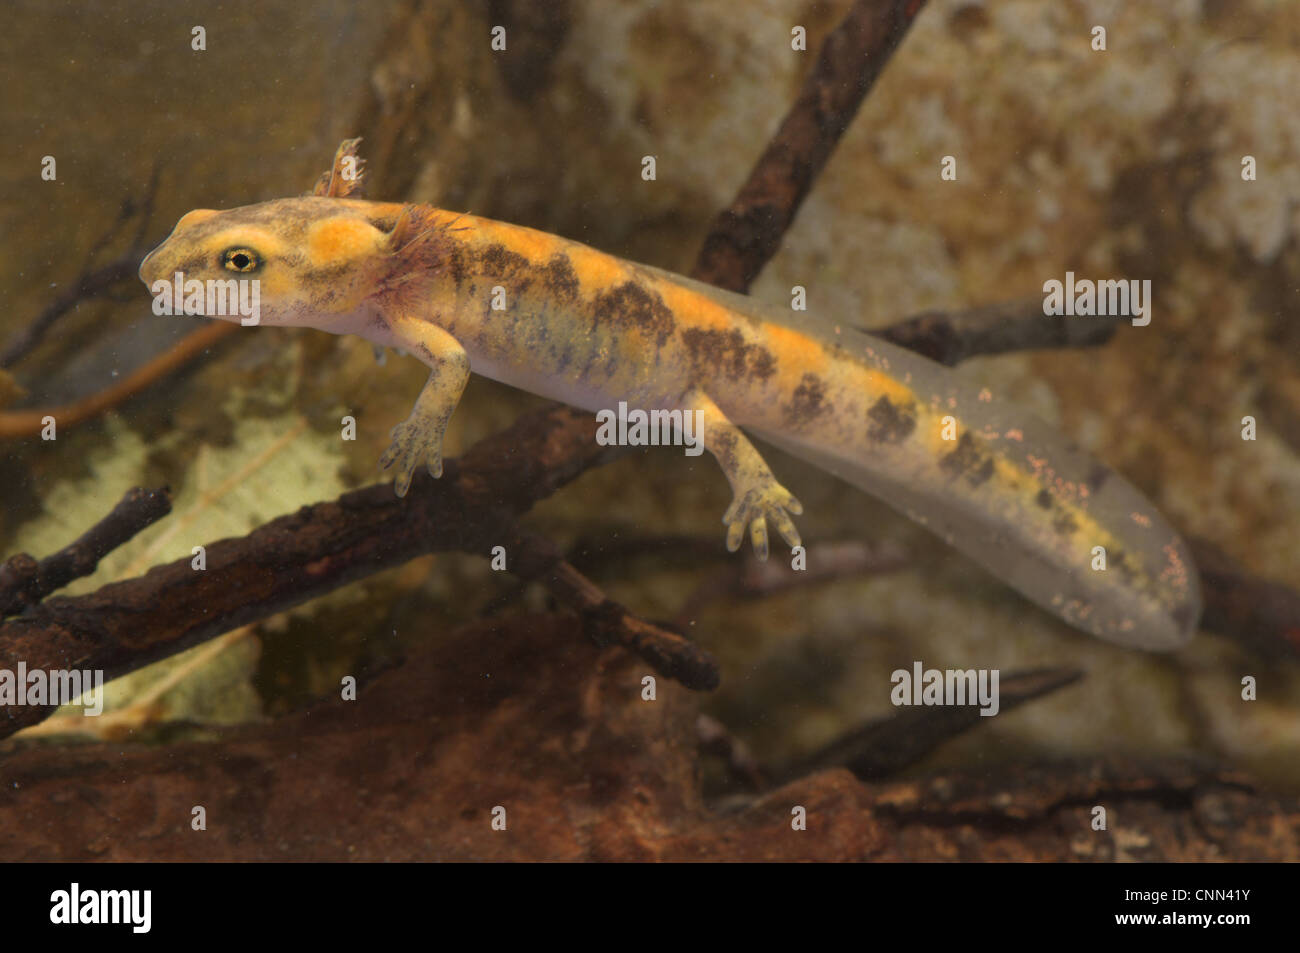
[470,219,571,263]
[762,323,829,374]
[654,280,742,334]
[564,242,639,296]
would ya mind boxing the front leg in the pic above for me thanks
[684,388,802,561]
[377,319,470,497]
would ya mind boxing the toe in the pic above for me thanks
[749,516,769,561]
[771,508,801,549]
[725,518,745,553]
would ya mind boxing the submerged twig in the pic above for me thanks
[1,405,714,738]
[779,667,1085,783]
[692,0,929,292]
[1,165,162,369]
[495,525,719,689]
[17,626,255,741]
[0,486,172,618]
[0,322,237,439]
[1191,537,1300,658]
[0,259,140,371]
[874,299,1126,366]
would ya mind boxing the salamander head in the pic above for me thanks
[139,197,404,329]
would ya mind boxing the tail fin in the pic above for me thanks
[647,264,1201,650]
[753,424,1201,651]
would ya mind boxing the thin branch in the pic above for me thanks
[0,486,172,618]
[17,626,254,740]
[873,298,1126,366]
[691,0,929,292]
[493,525,719,689]
[1191,537,1300,658]
[1,405,717,739]
[0,258,142,370]
[779,666,1085,783]
[1,166,161,369]
[0,322,237,439]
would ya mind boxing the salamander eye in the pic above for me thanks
[222,247,261,273]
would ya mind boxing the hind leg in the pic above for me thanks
[682,388,802,560]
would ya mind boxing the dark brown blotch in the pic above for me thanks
[939,432,995,488]
[1052,511,1079,536]
[542,253,580,302]
[480,242,531,279]
[591,280,676,348]
[750,347,777,381]
[1036,488,1053,509]
[681,327,778,383]
[785,373,829,425]
[476,242,533,303]
[866,396,917,444]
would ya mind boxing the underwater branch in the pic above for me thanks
[0,404,719,739]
